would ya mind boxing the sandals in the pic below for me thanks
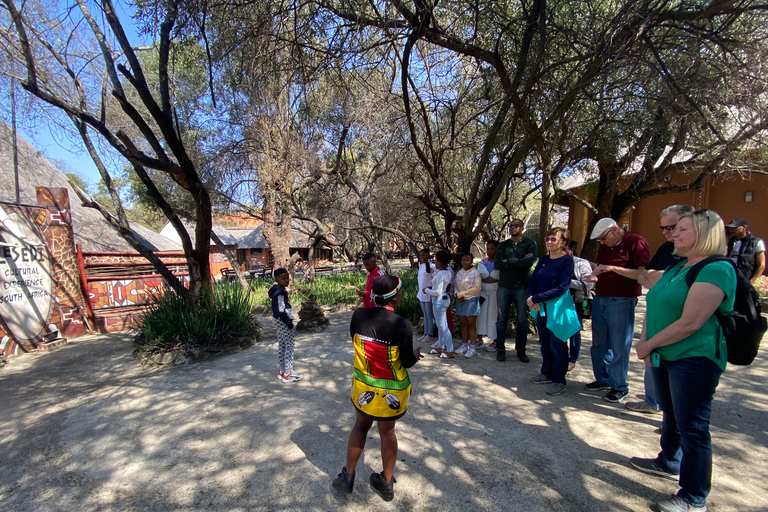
[428,348,443,355]
[439,352,455,359]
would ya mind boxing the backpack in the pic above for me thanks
[685,256,767,365]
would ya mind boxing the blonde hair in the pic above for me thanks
[676,209,727,257]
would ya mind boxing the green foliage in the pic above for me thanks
[394,269,421,323]
[65,172,90,194]
[250,272,367,307]
[134,281,259,362]
[754,276,768,299]
[249,269,423,323]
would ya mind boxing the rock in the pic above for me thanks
[296,294,330,332]
[150,351,182,365]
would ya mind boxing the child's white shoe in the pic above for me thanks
[280,373,303,383]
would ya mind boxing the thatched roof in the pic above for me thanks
[0,120,180,252]
[158,218,239,247]
[164,219,317,250]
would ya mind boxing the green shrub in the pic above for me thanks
[249,272,367,307]
[394,268,421,323]
[134,281,260,362]
[755,275,768,299]
[250,269,423,322]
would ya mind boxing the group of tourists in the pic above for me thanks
[266,210,764,511]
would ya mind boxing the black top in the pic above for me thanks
[647,241,685,271]
[349,307,418,369]
[268,284,293,327]
[494,237,538,289]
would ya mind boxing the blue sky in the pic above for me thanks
[12,0,147,189]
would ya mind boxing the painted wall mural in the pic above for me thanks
[80,252,189,333]
[0,188,87,357]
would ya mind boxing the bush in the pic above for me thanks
[249,272,367,307]
[754,275,768,299]
[249,269,423,323]
[134,281,260,363]
[395,269,421,323]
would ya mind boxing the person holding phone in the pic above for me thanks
[631,210,736,512]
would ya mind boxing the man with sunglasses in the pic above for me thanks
[584,217,650,403]
[726,218,766,284]
[593,205,693,412]
[493,219,537,362]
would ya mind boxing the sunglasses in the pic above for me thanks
[510,224,523,228]
[660,224,676,232]
[544,237,561,243]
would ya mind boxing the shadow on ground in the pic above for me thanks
[1,309,766,511]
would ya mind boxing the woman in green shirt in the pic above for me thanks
[630,210,736,512]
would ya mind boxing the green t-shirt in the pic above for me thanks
[645,260,736,371]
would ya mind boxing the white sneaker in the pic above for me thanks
[417,334,427,342]
[464,348,476,358]
[280,373,303,383]
[455,344,469,355]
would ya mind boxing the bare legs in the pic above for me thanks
[344,410,397,484]
[460,315,478,347]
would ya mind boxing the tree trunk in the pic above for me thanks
[538,164,552,256]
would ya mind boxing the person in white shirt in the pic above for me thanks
[477,240,500,349]
[422,250,455,358]
[416,249,436,343]
[567,246,594,372]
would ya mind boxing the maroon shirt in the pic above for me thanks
[363,266,386,308]
[595,231,651,297]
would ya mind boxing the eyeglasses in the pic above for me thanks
[660,224,676,232]
[510,224,523,229]
[544,237,560,243]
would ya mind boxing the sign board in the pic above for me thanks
[0,208,52,341]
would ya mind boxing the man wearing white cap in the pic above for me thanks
[584,218,650,403]
[726,218,765,284]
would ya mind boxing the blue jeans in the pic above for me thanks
[536,316,569,384]
[569,305,584,363]
[432,295,453,353]
[651,357,723,508]
[496,286,529,354]
[643,365,658,408]
[420,300,435,336]
[569,331,581,363]
[590,296,637,392]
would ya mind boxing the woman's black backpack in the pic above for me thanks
[685,256,767,365]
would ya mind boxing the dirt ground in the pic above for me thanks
[1,302,767,512]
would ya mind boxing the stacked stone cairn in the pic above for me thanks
[296,294,330,332]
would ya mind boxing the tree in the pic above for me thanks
[310,0,768,256]
[0,0,219,305]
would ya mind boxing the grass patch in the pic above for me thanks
[249,269,423,323]
[134,281,261,364]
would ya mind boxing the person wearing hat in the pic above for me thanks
[583,218,650,403]
[594,205,694,414]
[726,218,765,284]
[333,275,423,502]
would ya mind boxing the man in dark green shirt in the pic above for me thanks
[493,220,537,362]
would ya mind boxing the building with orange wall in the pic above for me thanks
[558,172,767,274]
